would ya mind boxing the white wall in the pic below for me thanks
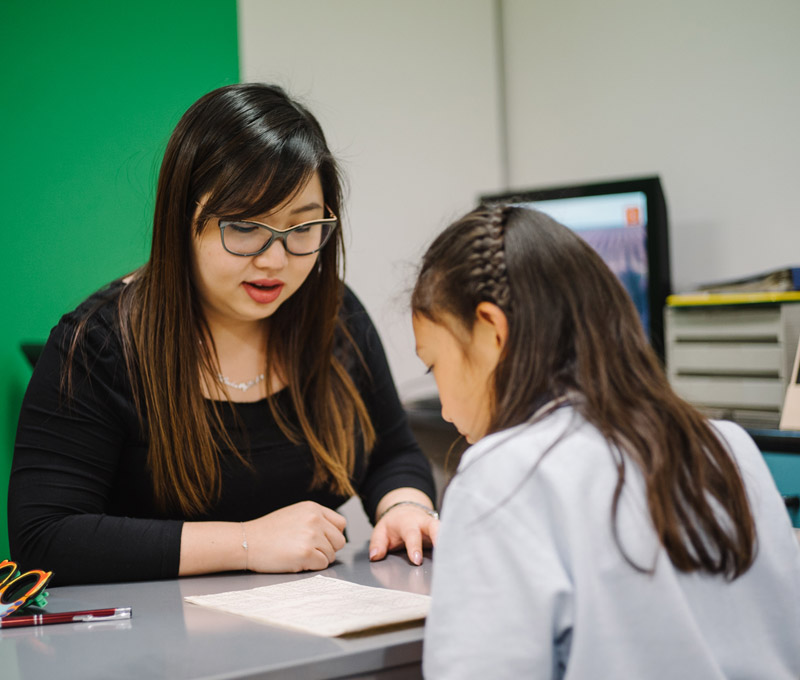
[502,0,800,292]
[239,0,800,398]
[238,0,503,399]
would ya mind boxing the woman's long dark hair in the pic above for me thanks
[412,204,755,579]
[71,83,374,515]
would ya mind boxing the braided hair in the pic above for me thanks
[468,204,512,313]
[412,203,513,327]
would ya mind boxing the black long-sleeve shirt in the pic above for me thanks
[9,281,435,585]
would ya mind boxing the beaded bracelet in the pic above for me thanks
[377,500,439,523]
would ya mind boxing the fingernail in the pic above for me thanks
[369,549,378,561]
[413,551,422,565]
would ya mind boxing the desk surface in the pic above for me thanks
[1,542,431,680]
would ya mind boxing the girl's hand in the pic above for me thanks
[369,489,439,566]
[245,501,347,573]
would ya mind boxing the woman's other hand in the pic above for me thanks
[369,488,439,566]
[245,501,347,572]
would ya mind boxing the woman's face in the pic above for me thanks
[191,172,325,330]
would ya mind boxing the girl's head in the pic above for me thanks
[151,83,343,325]
[412,203,659,442]
[414,205,757,580]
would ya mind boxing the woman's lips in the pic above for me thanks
[242,280,284,304]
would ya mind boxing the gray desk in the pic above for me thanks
[0,542,431,680]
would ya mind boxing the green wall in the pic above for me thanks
[0,0,239,558]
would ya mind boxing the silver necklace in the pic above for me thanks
[217,373,266,392]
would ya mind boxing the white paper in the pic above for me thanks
[184,575,431,637]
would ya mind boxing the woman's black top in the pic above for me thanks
[8,281,435,585]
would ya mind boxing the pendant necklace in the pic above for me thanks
[217,373,266,392]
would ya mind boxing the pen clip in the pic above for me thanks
[75,608,132,622]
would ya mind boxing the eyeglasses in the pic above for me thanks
[0,560,53,618]
[218,205,338,257]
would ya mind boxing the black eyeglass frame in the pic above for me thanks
[218,205,338,257]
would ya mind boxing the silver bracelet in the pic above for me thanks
[240,522,249,571]
[377,500,439,523]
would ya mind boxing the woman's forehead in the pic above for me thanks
[207,170,323,220]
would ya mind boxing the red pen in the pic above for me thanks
[0,607,131,628]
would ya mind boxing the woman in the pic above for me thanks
[9,83,438,586]
[413,205,800,679]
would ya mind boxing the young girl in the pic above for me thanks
[413,205,800,678]
[8,83,437,586]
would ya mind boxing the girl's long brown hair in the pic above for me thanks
[70,84,374,515]
[412,204,756,579]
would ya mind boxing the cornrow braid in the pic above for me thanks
[469,204,511,313]
[411,203,513,329]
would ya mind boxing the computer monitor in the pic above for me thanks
[481,176,671,360]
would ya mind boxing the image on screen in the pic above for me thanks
[515,191,650,335]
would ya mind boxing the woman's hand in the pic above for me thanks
[369,488,439,566]
[245,501,347,573]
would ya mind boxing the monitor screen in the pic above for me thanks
[481,176,671,359]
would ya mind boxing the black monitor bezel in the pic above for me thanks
[480,175,671,360]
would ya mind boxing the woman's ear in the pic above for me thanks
[473,302,509,360]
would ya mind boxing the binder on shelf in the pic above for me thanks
[696,266,800,295]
